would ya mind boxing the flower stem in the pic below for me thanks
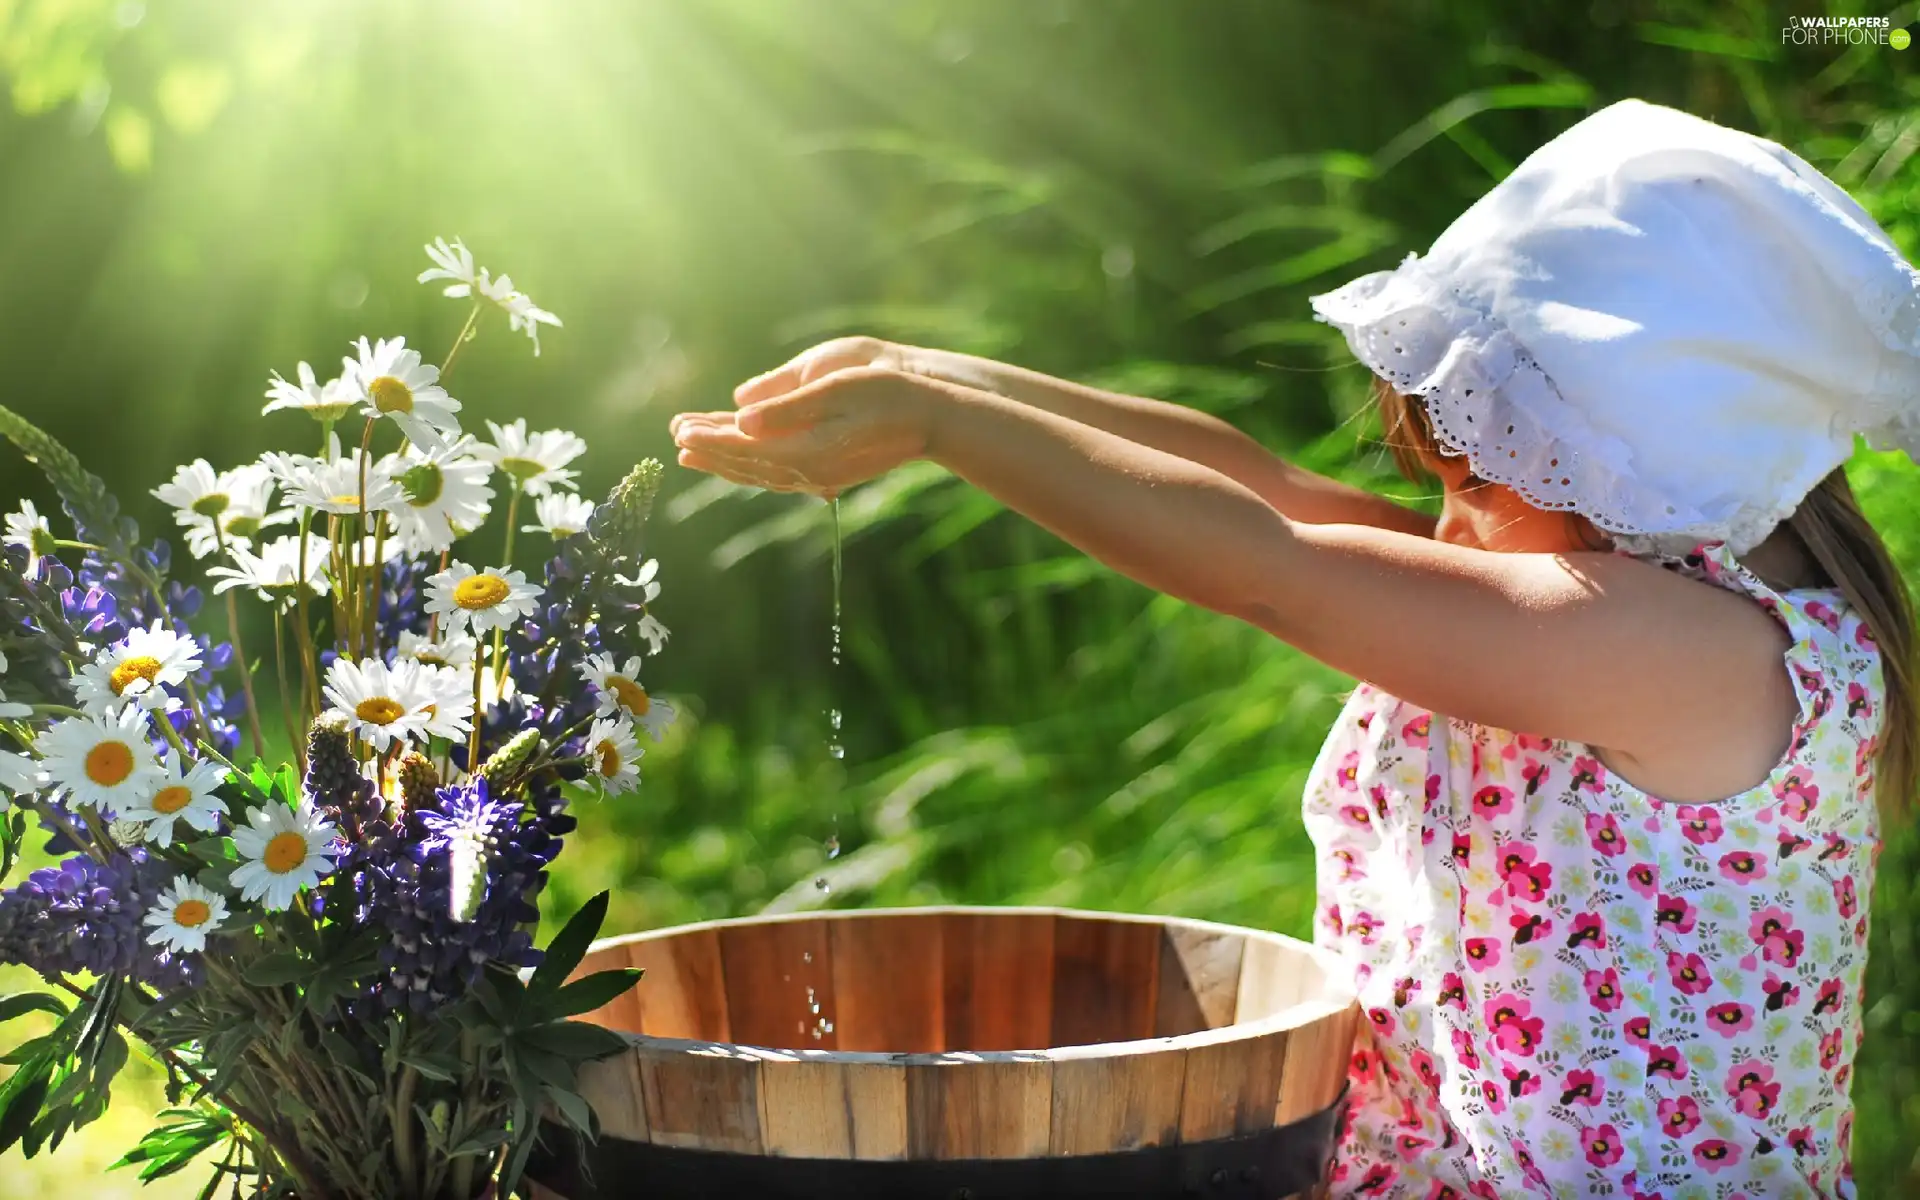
[294,513,321,720]
[439,301,484,379]
[467,655,485,774]
[56,978,332,1200]
[354,417,377,660]
[272,609,301,766]
[492,484,521,689]
[214,525,267,759]
[392,1063,421,1194]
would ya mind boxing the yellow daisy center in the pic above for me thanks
[608,675,650,715]
[455,574,511,610]
[190,494,230,518]
[355,697,406,726]
[109,656,165,696]
[263,831,309,874]
[173,899,212,928]
[84,740,135,787]
[497,456,547,483]
[369,375,414,414]
[151,785,193,815]
[596,739,622,778]
[329,494,362,507]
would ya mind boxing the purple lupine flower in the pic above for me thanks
[354,776,570,1013]
[0,850,198,989]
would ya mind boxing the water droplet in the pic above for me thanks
[825,834,841,860]
[829,707,842,731]
[815,876,831,892]
[798,1021,807,1036]
[802,952,812,964]
[810,1003,820,1015]
[827,742,845,760]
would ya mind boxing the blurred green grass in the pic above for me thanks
[0,0,1917,1195]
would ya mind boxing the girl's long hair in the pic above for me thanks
[1373,377,1916,824]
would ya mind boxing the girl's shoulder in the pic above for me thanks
[1641,540,1885,705]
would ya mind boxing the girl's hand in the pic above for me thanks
[671,363,938,497]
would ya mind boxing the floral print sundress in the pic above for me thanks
[1302,542,1883,1199]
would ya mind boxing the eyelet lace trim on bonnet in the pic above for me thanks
[1312,250,1920,557]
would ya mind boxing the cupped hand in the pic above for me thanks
[671,360,938,497]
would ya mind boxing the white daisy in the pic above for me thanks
[262,437,404,518]
[524,492,594,538]
[489,275,563,356]
[576,652,676,740]
[418,238,563,356]
[394,629,478,673]
[142,876,229,954]
[230,802,338,911]
[115,749,227,848]
[345,336,462,452]
[207,534,333,606]
[37,704,162,811]
[417,236,483,297]
[473,419,584,496]
[182,467,293,559]
[73,621,204,715]
[0,650,32,720]
[322,657,434,751]
[0,749,41,801]
[3,500,57,577]
[380,438,494,555]
[264,361,360,422]
[583,716,641,795]
[156,462,293,560]
[621,558,664,604]
[407,661,476,742]
[618,560,669,653]
[423,561,543,636]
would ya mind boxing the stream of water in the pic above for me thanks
[805,499,844,1040]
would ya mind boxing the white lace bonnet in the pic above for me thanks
[1309,98,1920,555]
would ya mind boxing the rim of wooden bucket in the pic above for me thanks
[574,905,1358,1065]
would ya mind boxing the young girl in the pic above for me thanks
[671,98,1915,1198]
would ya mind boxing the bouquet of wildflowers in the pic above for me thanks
[0,239,669,1198]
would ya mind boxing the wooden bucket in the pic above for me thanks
[525,906,1358,1200]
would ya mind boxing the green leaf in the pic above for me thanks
[397,1050,460,1084]
[517,1021,626,1062]
[0,993,66,1025]
[276,1090,318,1128]
[0,402,140,560]
[244,952,314,987]
[529,891,609,995]
[0,1065,51,1154]
[546,968,642,1020]
[543,1084,594,1136]
[495,1101,540,1200]
[514,1047,577,1092]
[476,965,526,1028]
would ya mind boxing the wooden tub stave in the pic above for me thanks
[528,906,1359,1199]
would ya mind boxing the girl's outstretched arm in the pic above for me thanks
[673,365,1797,802]
[729,338,1436,537]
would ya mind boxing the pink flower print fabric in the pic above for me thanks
[1301,542,1883,1199]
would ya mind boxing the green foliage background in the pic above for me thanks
[0,0,1915,1194]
